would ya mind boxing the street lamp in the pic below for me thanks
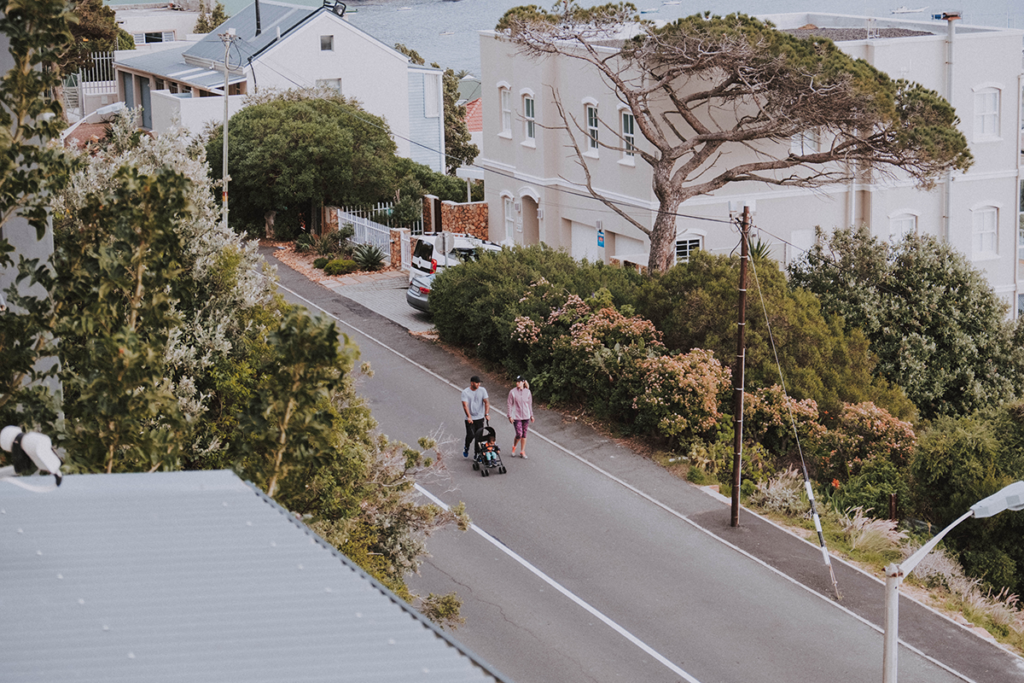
[883,480,1024,683]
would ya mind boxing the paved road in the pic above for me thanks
[263,250,1024,683]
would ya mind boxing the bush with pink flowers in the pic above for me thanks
[632,349,731,444]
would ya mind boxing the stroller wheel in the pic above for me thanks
[472,462,479,471]
[499,466,507,474]
[482,468,489,477]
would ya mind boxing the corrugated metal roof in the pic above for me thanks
[0,470,508,683]
[184,1,319,64]
[116,45,247,91]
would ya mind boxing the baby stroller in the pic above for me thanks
[472,422,506,477]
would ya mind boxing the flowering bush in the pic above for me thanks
[744,385,826,464]
[538,307,666,414]
[632,349,731,443]
[810,401,916,481]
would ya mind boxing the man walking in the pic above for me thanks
[461,375,490,458]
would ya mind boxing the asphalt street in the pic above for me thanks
[262,248,1024,683]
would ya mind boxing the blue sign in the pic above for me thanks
[597,229,605,248]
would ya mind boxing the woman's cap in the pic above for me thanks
[516,375,524,381]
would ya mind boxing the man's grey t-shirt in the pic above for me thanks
[461,386,489,419]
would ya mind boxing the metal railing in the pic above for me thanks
[63,51,117,119]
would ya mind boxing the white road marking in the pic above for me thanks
[415,485,702,683]
[272,276,976,683]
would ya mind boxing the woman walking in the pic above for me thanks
[507,376,535,458]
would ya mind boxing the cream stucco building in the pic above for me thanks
[479,13,1024,314]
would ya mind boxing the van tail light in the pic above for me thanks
[418,286,431,295]
[430,258,438,273]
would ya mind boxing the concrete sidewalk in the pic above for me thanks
[261,247,1024,683]
[320,268,435,333]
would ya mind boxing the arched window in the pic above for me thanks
[675,237,702,263]
[499,86,511,136]
[523,95,535,141]
[888,213,917,242]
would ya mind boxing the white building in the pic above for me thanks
[114,0,446,172]
[114,3,200,46]
[479,13,1024,314]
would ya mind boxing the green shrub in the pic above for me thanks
[833,459,910,518]
[686,467,709,484]
[959,548,1018,594]
[635,250,915,419]
[431,244,644,366]
[910,405,1024,596]
[352,243,386,271]
[313,257,330,269]
[295,233,315,253]
[324,259,358,276]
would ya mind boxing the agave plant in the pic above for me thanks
[352,243,386,271]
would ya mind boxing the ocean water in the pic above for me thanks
[109,0,1024,76]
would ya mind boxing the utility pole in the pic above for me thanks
[219,27,236,231]
[730,204,751,527]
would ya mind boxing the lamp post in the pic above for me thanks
[883,480,1024,683]
[219,27,236,232]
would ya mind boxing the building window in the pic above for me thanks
[316,78,342,94]
[790,129,820,155]
[154,78,164,90]
[500,87,511,135]
[504,196,515,236]
[524,96,535,140]
[1019,219,1024,261]
[974,88,1000,139]
[168,81,178,94]
[586,104,599,150]
[622,112,635,157]
[675,237,701,263]
[972,206,998,256]
[320,35,334,51]
[889,214,916,242]
[424,73,439,118]
[134,32,175,44]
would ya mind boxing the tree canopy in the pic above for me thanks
[789,226,1024,419]
[495,5,973,272]
[59,0,133,74]
[206,92,398,237]
[194,0,230,34]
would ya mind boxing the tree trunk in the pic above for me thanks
[264,210,276,240]
[647,208,678,273]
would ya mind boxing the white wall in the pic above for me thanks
[115,8,200,41]
[249,13,412,159]
[149,90,246,136]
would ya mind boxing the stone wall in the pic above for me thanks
[441,201,489,240]
[390,227,408,268]
[422,195,438,234]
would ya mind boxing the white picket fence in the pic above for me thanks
[332,201,423,254]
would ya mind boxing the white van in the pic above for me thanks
[409,233,501,282]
